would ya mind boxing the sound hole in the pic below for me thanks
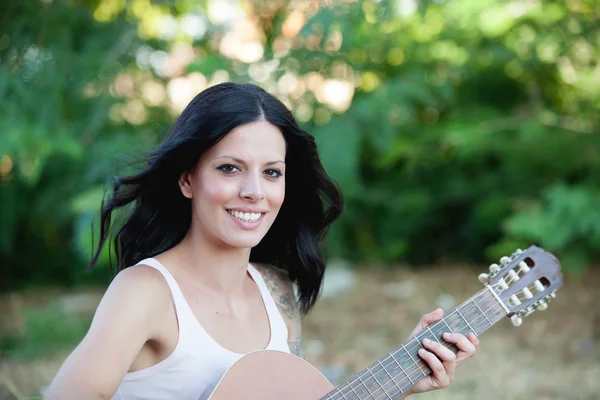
[539,277,550,289]
[524,257,535,267]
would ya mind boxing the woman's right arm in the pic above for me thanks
[44,266,172,399]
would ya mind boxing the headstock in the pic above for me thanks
[478,245,563,327]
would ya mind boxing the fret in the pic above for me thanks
[329,384,355,400]
[389,350,427,395]
[348,382,360,399]
[357,373,375,399]
[411,336,425,352]
[426,322,454,350]
[366,366,388,399]
[401,344,427,376]
[444,309,464,334]
[390,351,414,386]
[334,376,362,400]
[471,298,493,329]
[377,359,402,395]
[440,317,454,333]
[426,325,443,344]
[334,391,347,400]
[367,366,392,400]
[455,307,476,334]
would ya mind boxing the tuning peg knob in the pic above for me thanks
[489,263,501,274]
[478,273,490,284]
[500,256,511,265]
[511,315,522,327]
[536,300,548,311]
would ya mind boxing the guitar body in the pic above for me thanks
[202,350,334,400]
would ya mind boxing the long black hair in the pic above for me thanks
[90,82,343,314]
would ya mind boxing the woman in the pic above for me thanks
[45,82,479,399]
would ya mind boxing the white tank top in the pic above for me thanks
[111,258,291,400]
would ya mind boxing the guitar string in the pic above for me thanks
[329,257,545,399]
[368,297,503,400]
[333,276,541,400]
[327,284,520,400]
[330,294,500,400]
[329,280,544,400]
[325,286,502,400]
[368,277,547,400]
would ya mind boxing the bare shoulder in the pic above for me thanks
[252,263,304,358]
[44,264,174,398]
[111,263,172,298]
[100,264,173,319]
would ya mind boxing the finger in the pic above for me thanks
[420,308,444,328]
[418,348,450,387]
[422,338,457,363]
[468,332,480,349]
[443,332,477,362]
[422,338,456,378]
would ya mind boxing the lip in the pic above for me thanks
[226,209,265,230]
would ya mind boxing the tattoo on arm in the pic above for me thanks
[255,265,304,358]
[288,338,304,358]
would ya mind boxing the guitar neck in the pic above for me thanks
[322,286,508,400]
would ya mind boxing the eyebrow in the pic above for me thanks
[213,156,285,166]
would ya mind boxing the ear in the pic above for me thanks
[178,170,194,199]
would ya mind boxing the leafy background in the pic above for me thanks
[1,0,599,398]
[2,0,599,291]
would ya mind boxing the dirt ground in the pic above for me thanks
[1,264,599,400]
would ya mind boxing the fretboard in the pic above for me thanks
[321,286,507,400]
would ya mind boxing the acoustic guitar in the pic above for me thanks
[200,245,563,400]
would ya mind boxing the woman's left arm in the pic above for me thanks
[253,264,304,358]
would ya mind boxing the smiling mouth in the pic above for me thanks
[227,209,265,223]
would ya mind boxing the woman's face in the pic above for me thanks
[180,120,286,249]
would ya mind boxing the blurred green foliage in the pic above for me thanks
[1,0,599,289]
[0,300,93,359]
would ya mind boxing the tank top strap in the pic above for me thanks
[135,257,189,326]
[247,264,289,341]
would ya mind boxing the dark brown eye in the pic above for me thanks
[217,164,239,174]
[265,169,283,178]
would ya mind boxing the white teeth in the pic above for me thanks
[228,210,262,222]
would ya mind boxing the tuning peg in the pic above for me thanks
[478,273,490,284]
[489,263,501,274]
[500,256,511,266]
[534,280,545,292]
[518,261,530,272]
[509,295,521,306]
[536,300,548,311]
[511,315,522,327]
[507,269,520,281]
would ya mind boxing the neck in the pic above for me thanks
[323,287,508,400]
[159,227,252,294]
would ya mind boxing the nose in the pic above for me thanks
[239,171,264,202]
